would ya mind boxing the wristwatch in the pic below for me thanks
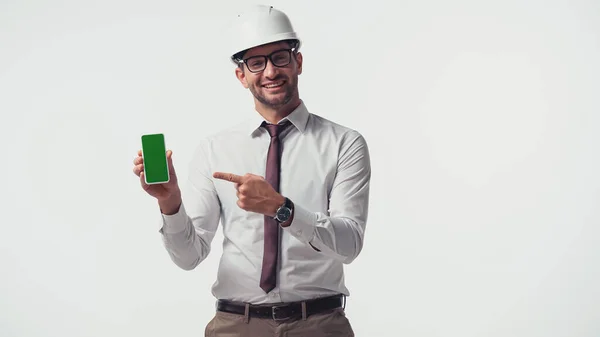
[274,197,293,223]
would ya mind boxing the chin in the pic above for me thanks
[257,94,291,108]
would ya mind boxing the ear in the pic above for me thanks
[295,52,303,75]
[235,66,249,89]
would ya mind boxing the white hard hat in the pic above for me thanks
[229,5,301,64]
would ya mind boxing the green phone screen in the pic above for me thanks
[141,133,170,184]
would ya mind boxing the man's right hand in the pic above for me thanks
[133,149,182,215]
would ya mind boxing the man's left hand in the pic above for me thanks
[213,172,285,217]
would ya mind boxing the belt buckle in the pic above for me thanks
[271,304,288,321]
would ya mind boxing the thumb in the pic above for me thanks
[166,150,176,175]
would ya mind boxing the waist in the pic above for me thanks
[211,259,348,304]
[216,294,345,321]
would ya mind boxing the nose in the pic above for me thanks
[263,58,277,78]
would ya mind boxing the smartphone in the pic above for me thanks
[141,133,170,184]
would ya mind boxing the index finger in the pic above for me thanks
[213,172,244,183]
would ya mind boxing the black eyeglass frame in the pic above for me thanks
[237,47,298,73]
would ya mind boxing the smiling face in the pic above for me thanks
[235,40,303,111]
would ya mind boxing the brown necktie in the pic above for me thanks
[260,121,290,293]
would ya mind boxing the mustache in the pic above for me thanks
[260,76,288,85]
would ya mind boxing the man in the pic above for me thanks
[132,5,370,336]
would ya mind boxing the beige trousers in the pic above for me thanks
[204,307,355,337]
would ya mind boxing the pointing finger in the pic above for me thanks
[213,172,244,183]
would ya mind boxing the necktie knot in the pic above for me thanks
[262,121,290,138]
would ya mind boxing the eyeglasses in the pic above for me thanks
[240,48,296,73]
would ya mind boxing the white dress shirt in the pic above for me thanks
[158,100,371,304]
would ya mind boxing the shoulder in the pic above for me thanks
[178,121,252,173]
[193,118,254,151]
[307,112,368,147]
[209,118,253,140]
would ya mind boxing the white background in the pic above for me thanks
[1,0,599,336]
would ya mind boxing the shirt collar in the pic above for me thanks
[246,100,310,137]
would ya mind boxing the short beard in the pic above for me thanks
[250,75,297,109]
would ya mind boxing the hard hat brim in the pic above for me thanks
[230,34,301,64]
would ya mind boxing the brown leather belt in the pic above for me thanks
[216,294,345,321]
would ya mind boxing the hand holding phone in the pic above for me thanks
[133,134,182,212]
[141,133,170,184]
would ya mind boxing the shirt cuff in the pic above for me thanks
[159,203,189,234]
[285,202,316,244]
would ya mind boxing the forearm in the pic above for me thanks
[284,130,371,263]
[159,203,212,270]
[285,202,366,264]
[156,138,220,271]
[158,194,182,216]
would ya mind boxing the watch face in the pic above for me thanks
[277,207,291,222]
